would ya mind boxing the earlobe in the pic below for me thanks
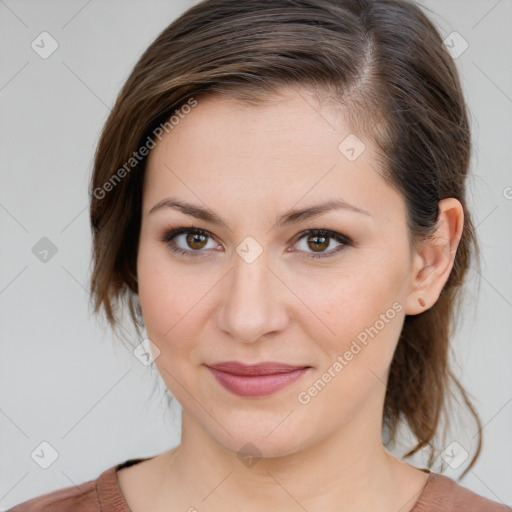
[405,198,464,315]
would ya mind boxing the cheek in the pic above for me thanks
[295,259,404,334]
[137,242,222,373]
[294,278,404,421]
[290,254,406,374]
[137,242,196,340]
[137,265,203,398]
[138,275,203,347]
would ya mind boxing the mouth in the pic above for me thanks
[205,361,311,397]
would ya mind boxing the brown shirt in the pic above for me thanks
[7,457,511,511]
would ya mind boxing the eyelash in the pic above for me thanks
[159,227,353,260]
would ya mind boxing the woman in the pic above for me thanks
[9,0,510,510]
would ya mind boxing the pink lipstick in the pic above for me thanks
[205,361,310,397]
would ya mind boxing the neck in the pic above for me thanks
[156,410,425,512]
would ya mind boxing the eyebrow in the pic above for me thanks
[148,196,371,228]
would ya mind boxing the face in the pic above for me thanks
[137,87,415,458]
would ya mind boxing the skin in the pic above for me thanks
[118,86,464,512]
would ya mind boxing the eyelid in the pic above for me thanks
[290,228,351,247]
[289,229,352,259]
[160,226,353,259]
[160,226,220,258]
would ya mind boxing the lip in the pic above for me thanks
[205,361,310,397]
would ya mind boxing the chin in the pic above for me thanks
[219,432,306,460]
[202,412,313,460]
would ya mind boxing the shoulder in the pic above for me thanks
[417,472,511,512]
[5,477,99,512]
[6,457,152,512]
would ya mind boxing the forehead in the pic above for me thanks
[143,87,402,226]
[146,87,354,168]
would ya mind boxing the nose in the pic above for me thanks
[215,249,289,344]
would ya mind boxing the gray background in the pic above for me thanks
[1,0,511,509]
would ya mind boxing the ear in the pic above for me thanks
[405,198,464,315]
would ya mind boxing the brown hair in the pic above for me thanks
[89,0,482,479]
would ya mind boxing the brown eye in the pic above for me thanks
[306,234,330,252]
[161,227,218,257]
[186,232,208,250]
[293,229,352,259]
